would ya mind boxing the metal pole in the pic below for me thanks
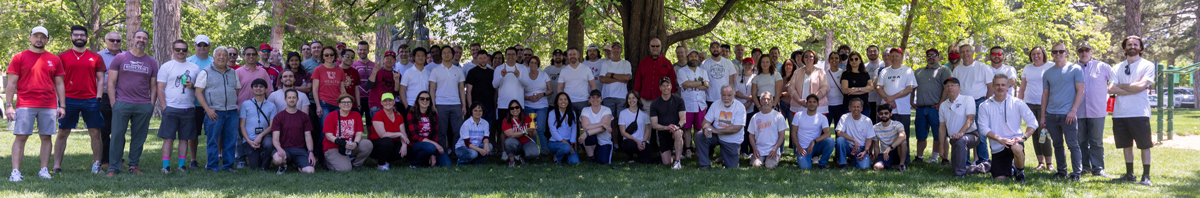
[1167,70,1175,142]
[1156,64,1164,143]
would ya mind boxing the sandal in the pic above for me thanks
[1035,162,1046,170]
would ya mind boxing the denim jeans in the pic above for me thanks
[455,146,489,165]
[526,107,549,154]
[914,107,940,140]
[1077,117,1106,173]
[204,110,240,170]
[409,142,450,167]
[797,138,835,169]
[319,101,339,125]
[1046,113,1082,176]
[973,98,989,163]
[835,137,871,169]
[548,141,579,164]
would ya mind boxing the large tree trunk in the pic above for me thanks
[898,0,919,53]
[567,0,586,53]
[1124,0,1143,36]
[85,0,103,51]
[375,11,391,61]
[270,0,285,53]
[124,0,142,50]
[152,0,182,64]
[615,0,739,72]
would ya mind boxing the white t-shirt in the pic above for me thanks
[392,62,412,73]
[676,67,710,112]
[749,110,788,156]
[704,101,747,143]
[619,109,649,142]
[751,72,782,98]
[267,89,309,114]
[877,66,918,114]
[836,113,875,144]
[599,59,632,99]
[827,69,845,106]
[521,66,550,109]
[400,65,432,105]
[427,64,465,105]
[493,63,527,108]
[735,74,754,111]
[951,61,994,100]
[991,64,1018,96]
[1021,62,1054,105]
[702,57,737,102]
[581,106,613,145]
[866,61,885,102]
[1110,58,1156,118]
[939,96,977,136]
[461,62,477,74]
[456,118,490,149]
[557,64,595,103]
[791,111,828,149]
[156,60,199,108]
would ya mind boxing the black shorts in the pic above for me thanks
[653,130,676,152]
[1113,117,1153,149]
[874,148,902,168]
[991,147,1016,178]
[283,147,314,168]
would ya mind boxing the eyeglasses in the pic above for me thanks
[196,43,209,47]
[107,39,122,43]
[1050,50,1067,54]
[990,53,1003,57]
[339,101,354,104]
[71,34,87,37]
[418,97,431,101]
[246,53,258,56]
[173,48,188,53]
[926,53,938,57]
[650,45,660,48]
[323,54,336,57]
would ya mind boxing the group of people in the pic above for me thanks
[5,25,1156,187]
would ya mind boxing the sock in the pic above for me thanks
[163,157,171,168]
[1142,164,1151,178]
[1126,162,1134,175]
[178,156,187,167]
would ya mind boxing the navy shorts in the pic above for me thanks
[60,97,105,129]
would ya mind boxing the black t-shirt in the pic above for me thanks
[466,66,497,109]
[840,71,871,105]
[649,94,685,128]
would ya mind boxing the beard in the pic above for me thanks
[32,42,45,49]
[135,41,147,50]
[1124,48,1141,56]
[687,60,700,67]
[711,53,720,58]
[72,39,87,47]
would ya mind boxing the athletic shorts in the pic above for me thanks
[654,130,676,152]
[282,147,314,168]
[60,97,104,129]
[14,107,57,135]
[157,107,198,140]
[1113,117,1153,149]
[874,148,902,168]
[683,110,707,129]
[991,147,1016,178]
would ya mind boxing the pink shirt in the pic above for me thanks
[1078,59,1112,118]
[235,66,275,103]
[352,60,376,98]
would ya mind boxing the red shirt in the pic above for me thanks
[501,114,533,144]
[58,49,106,99]
[7,50,65,108]
[633,55,679,101]
[229,64,241,70]
[406,112,438,144]
[311,65,346,104]
[322,111,363,152]
[370,110,404,140]
[258,63,280,89]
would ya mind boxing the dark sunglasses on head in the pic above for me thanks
[173,48,188,53]
[1050,50,1067,54]
[108,39,122,43]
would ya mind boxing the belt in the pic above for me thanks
[916,105,937,108]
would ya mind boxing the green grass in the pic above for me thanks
[2,116,1199,197]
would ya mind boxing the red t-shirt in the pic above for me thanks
[7,50,66,108]
[58,49,106,99]
[501,114,534,144]
[258,63,280,89]
[230,64,241,70]
[270,109,312,149]
[370,110,404,140]
[341,67,361,99]
[311,65,346,105]
[406,112,438,144]
[321,111,363,152]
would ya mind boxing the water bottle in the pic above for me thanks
[1038,128,1048,144]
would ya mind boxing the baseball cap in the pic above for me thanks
[587,44,599,51]
[381,92,395,103]
[31,26,48,37]
[742,58,755,65]
[194,35,210,45]
[889,48,904,54]
[553,49,564,55]
[336,42,347,48]
[384,50,397,57]
[260,43,274,51]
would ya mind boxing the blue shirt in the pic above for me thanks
[301,58,320,73]
[547,109,578,143]
[187,55,215,106]
[1042,64,1084,114]
[240,98,277,141]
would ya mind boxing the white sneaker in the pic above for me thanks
[672,161,682,170]
[377,163,390,171]
[91,161,102,174]
[501,152,509,159]
[38,168,51,179]
[9,170,21,182]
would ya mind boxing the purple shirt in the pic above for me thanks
[110,52,159,104]
[1079,59,1112,118]
[352,60,376,98]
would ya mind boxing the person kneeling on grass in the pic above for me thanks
[579,90,614,164]
[503,100,540,166]
[455,102,491,165]
[369,93,410,170]
[836,98,874,170]
[270,90,316,174]
[239,79,277,171]
[406,91,450,167]
[695,86,746,169]
[322,95,374,171]
[618,92,654,164]
[748,92,787,169]
[548,93,581,164]
[872,104,907,171]
[979,75,1038,183]
[792,94,835,170]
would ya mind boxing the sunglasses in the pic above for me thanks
[650,45,660,48]
[850,58,861,61]
[926,53,939,57]
[228,53,237,57]
[173,48,188,52]
[246,53,258,56]
[261,50,272,53]
[418,97,431,101]
[990,53,1003,57]
[196,43,209,47]
[323,54,336,57]
[1050,50,1067,54]
[510,106,522,110]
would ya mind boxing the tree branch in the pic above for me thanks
[665,0,742,45]
[665,6,705,26]
[68,0,88,20]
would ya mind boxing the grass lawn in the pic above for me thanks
[1,113,1199,197]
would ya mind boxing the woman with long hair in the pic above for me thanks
[750,56,784,109]
[618,91,653,163]
[405,91,449,167]
[840,52,874,117]
[547,93,580,164]
[522,56,553,155]
[502,100,540,166]
[284,52,313,93]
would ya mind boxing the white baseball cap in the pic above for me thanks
[194,35,210,45]
[31,26,48,37]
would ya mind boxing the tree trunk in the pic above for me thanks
[124,0,142,50]
[375,11,391,61]
[1124,0,1143,36]
[615,0,740,72]
[898,0,919,53]
[567,0,586,53]
[823,29,833,59]
[152,0,182,64]
[86,0,104,51]
[270,0,285,53]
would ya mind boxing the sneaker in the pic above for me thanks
[517,157,526,165]
[9,170,22,182]
[1093,170,1111,178]
[160,167,171,174]
[940,159,950,166]
[378,163,390,171]
[276,165,287,175]
[1015,170,1027,184]
[817,165,828,170]
[38,168,51,179]
[927,156,940,163]
[1068,174,1081,181]
[671,161,682,170]
[1113,174,1137,182]
[1052,172,1067,179]
[177,166,188,173]
[128,167,144,175]
[52,168,62,174]
[189,161,200,170]
[236,162,245,169]
[501,152,509,159]
[896,165,907,172]
[1139,176,1153,186]
[508,160,516,167]
[913,156,925,164]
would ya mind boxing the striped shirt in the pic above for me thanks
[873,121,904,147]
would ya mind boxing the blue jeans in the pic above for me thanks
[526,107,549,154]
[455,146,488,165]
[205,110,240,170]
[410,142,450,167]
[835,137,871,169]
[548,141,579,164]
[60,97,104,129]
[798,138,836,169]
[914,107,940,140]
[973,98,989,163]
[319,101,339,125]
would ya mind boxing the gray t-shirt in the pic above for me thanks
[1042,64,1084,114]
[914,66,951,107]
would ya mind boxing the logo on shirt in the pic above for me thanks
[716,111,733,129]
[123,61,149,73]
[755,119,772,131]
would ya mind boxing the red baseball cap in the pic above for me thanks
[384,50,397,57]
[889,48,903,54]
[741,58,754,65]
[259,43,274,51]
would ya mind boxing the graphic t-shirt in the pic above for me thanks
[456,118,490,149]
[704,101,747,143]
[311,65,346,104]
[749,111,788,156]
[157,60,200,108]
[110,52,159,104]
[321,111,363,152]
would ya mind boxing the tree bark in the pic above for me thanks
[152,0,182,64]
[898,0,919,52]
[567,0,586,53]
[1124,0,1143,36]
[271,0,285,53]
[124,0,142,50]
[375,11,391,61]
[615,0,740,72]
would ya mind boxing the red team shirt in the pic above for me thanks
[7,50,66,109]
[58,49,106,99]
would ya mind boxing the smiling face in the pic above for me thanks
[338,97,354,112]
[382,96,395,111]
[471,105,483,119]
[417,93,431,109]
[281,70,296,87]
[557,94,570,109]
[285,91,298,108]
[132,31,149,51]
[172,43,188,60]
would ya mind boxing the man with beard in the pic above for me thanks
[695,86,746,169]
[226,47,241,70]
[544,49,566,97]
[105,29,159,176]
[677,50,709,157]
[6,26,67,182]
[1109,36,1156,186]
[269,70,310,114]
[155,39,200,174]
[53,25,107,175]
[1040,43,1085,181]
[702,41,737,111]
